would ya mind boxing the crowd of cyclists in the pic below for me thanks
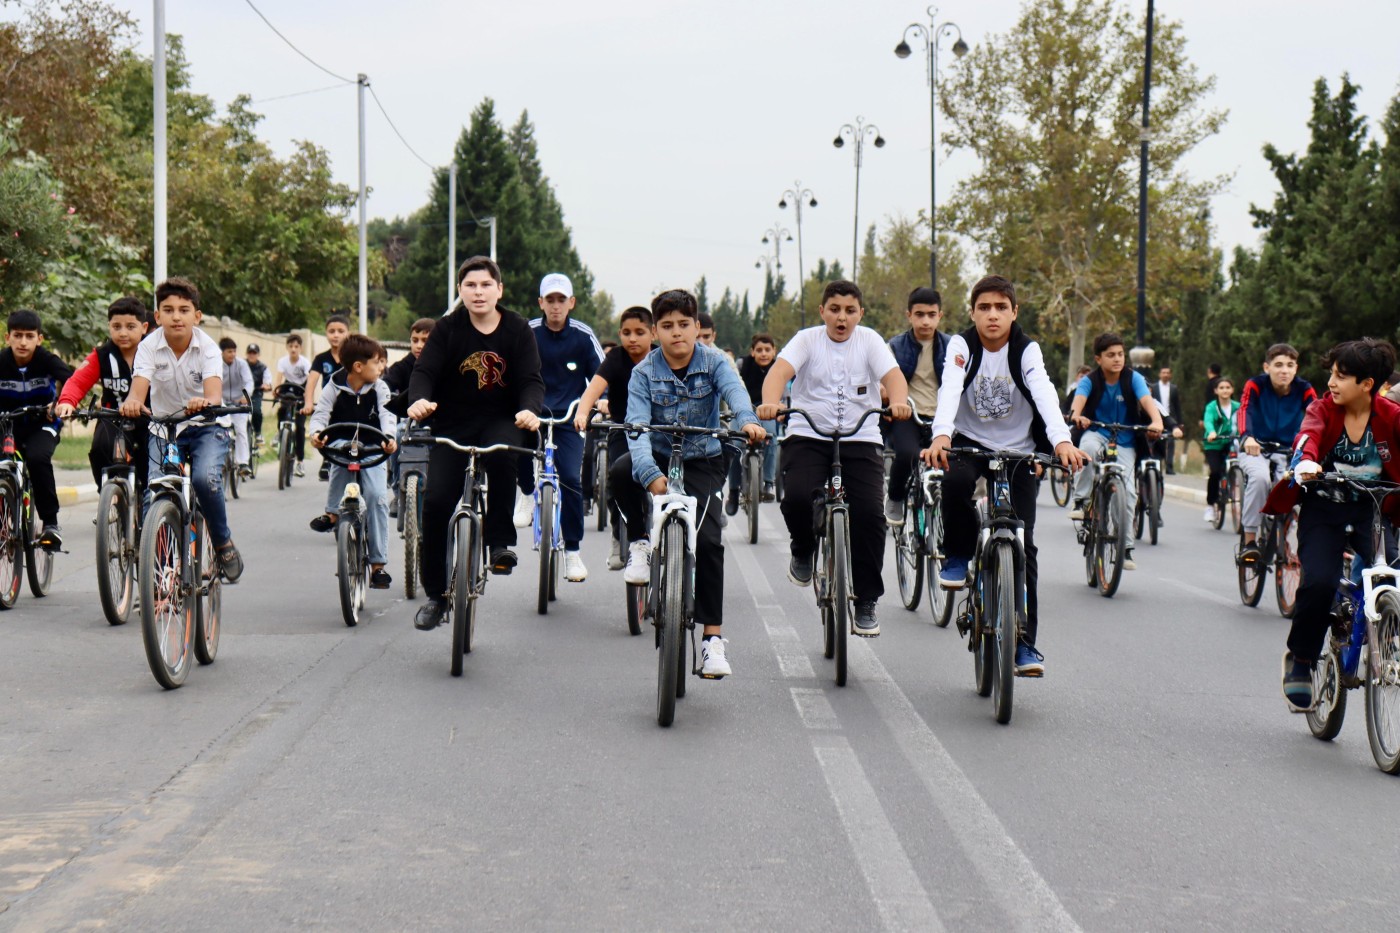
[6,256,1400,745]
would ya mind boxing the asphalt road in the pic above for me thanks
[2,468,1398,932]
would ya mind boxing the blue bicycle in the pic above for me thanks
[531,399,579,615]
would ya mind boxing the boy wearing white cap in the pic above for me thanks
[513,272,606,581]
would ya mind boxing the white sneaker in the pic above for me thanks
[701,637,731,678]
[1124,549,1137,571]
[607,536,624,571]
[1202,506,1215,522]
[1068,501,1085,521]
[623,539,651,585]
[513,493,535,528]
[564,550,587,582]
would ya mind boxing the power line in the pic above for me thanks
[250,81,351,105]
[241,0,354,84]
[366,85,434,170]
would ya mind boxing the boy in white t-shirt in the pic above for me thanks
[757,280,910,637]
[924,275,1086,677]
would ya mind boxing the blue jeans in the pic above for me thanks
[519,426,585,549]
[145,422,232,547]
[325,447,389,566]
[727,421,779,490]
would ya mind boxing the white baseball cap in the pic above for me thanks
[539,273,573,298]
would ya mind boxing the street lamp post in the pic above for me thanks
[761,222,792,278]
[779,182,817,328]
[895,5,968,290]
[833,118,885,281]
[754,252,779,329]
[1130,0,1156,374]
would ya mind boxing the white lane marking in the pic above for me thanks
[735,546,775,599]
[1157,576,1248,610]
[790,687,839,730]
[849,643,1083,933]
[768,621,817,680]
[813,738,946,933]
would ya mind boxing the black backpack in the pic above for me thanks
[957,323,1053,455]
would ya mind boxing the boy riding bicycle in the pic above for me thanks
[612,289,764,678]
[1264,339,1400,711]
[758,280,910,637]
[219,337,255,478]
[120,277,243,581]
[924,275,1086,677]
[309,334,398,590]
[274,334,312,476]
[885,286,949,527]
[0,309,73,550]
[1238,343,1317,562]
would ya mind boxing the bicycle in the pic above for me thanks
[402,433,541,677]
[779,406,888,688]
[584,415,609,532]
[395,420,431,599]
[1291,474,1400,773]
[317,423,392,627]
[223,427,240,501]
[139,404,247,689]
[1073,422,1151,598]
[1237,441,1301,617]
[890,407,953,627]
[740,436,765,545]
[75,406,145,625]
[1133,454,1165,545]
[946,447,1050,725]
[0,404,65,609]
[1208,441,1242,531]
[529,399,580,615]
[596,420,751,726]
[273,384,304,491]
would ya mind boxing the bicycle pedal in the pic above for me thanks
[698,672,725,680]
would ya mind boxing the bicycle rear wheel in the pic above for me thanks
[337,512,365,627]
[193,511,221,664]
[1306,637,1347,741]
[1237,525,1265,608]
[1095,479,1127,598]
[140,499,192,689]
[1049,467,1070,507]
[990,540,1017,724]
[832,510,851,688]
[226,451,239,500]
[402,474,420,599]
[96,480,135,625]
[278,425,293,490]
[595,443,609,532]
[895,499,923,611]
[925,493,953,627]
[1275,509,1301,618]
[1211,475,1226,530]
[1144,468,1161,545]
[537,486,554,615]
[450,516,479,676]
[1364,591,1400,773]
[248,437,260,479]
[23,493,51,598]
[0,476,21,609]
[746,453,762,544]
[657,520,685,726]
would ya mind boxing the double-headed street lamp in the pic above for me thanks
[761,223,793,277]
[779,182,817,328]
[833,118,885,281]
[895,5,968,290]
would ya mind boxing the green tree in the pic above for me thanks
[0,120,71,310]
[852,217,969,338]
[940,0,1225,383]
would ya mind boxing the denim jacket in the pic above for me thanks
[626,343,757,488]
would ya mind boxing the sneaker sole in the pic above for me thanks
[853,628,880,638]
[1015,667,1044,678]
[940,580,967,591]
[565,574,587,582]
[787,572,812,588]
[699,671,728,679]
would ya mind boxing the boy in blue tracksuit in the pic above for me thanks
[514,273,606,582]
[1236,342,1317,560]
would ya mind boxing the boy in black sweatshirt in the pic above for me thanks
[0,309,73,549]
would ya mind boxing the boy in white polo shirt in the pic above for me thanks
[120,276,243,581]
[757,280,911,636]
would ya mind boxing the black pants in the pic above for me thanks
[886,419,932,500]
[1204,449,1229,506]
[293,410,307,462]
[1286,497,1397,662]
[250,394,265,440]
[605,432,630,538]
[779,437,886,602]
[420,421,525,599]
[16,425,59,524]
[941,437,1042,645]
[88,419,149,493]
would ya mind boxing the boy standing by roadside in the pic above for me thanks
[0,309,72,549]
[1237,343,1317,561]
[274,335,312,476]
[758,281,911,637]
[120,277,243,580]
[885,286,949,526]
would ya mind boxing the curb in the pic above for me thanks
[1162,480,1207,505]
[56,484,99,507]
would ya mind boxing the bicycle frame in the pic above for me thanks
[532,399,580,553]
[969,455,1030,637]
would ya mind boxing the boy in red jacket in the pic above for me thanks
[1266,338,1400,710]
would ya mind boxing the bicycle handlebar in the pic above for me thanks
[538,398,581,427]
[0,403,56,422]
[402,435,542,460]
[946,446,1054,467]
[593,420,754,444]
[73,406,142,431]
[778,406,886,441]
[1085,421,1156,433]
[315,422,393,469]
[149,404,250,427]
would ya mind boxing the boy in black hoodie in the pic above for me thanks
[0,309,73,549]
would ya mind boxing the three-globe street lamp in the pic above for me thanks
[895,5,968,290]
[779,182,817,329]
[833,118,885,281]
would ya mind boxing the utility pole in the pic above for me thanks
[152,0,167,284]
[1130,0,1155,373]
[447,163,458,309]
[356,74,369,334]
[486,216,497,262]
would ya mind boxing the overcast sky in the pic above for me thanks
[106,1,1400,312]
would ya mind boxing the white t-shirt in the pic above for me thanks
[931,334,1071,453]
[276,355,312,386]
[778,325,898,445]
[132,326,223,429]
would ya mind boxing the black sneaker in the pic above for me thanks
[854,600,880,637]
[38,523,62,551]
[489,547,517,575]
[762,483,776,503]
[788,553,813,587]
[370,568,392,589]
[1282,652,1313,711]
[309,513,337,533]
[725,485,740,516]
[318,464,330,482]
[216,541,244,583]
[414,598,447,631]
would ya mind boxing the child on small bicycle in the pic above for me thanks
[757,280,910,638]
[0,308,73,550]
[1202,376,1239,523]
[613,289,764,679]
[274,334,312,476]
[120,276,243,581]
[55,297,152,491]
[1067,331,1165,571]
[1265,339,1400,711]
[924,275,1085,677]
[309,334,398,590]
[219,337,255,478]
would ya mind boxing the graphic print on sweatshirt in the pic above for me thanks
[459,351,506,390]
[972,374,1014,421]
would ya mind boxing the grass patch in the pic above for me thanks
[55,434,93,471]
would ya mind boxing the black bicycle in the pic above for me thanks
[1133,454,1165,545]
[273,384,303,491]
[0,404,63,608]
[891,407,953,627]
[1074,422,1152,598]
[75,406,146,625]
[396,420,432,599]
[1237,442,1301,617]
[318,423,392,627]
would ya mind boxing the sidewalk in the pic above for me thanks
[55,467,98,508]
[1162,472,1207,505]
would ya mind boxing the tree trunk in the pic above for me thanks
[1065,304,1089,389]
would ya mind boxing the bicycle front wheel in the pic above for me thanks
[140,499,193,689]
[95,480,134,625]
[746,453,762,544]
[1227,465,1244,534]
[537,486,554,615]
[1049,467,1070,507]
[402,474,420,599]
[450,516,480,676]
[895,498,923,611]
[657,520,686,726]
[1144,469,1161,546]
[1364,591,1400,773]
[1237,526,1265,608]
[193,511,221,665]
[595,444,609,532]
[0,476,21,609]
[23,495,52,598]
[1095,479,1127,598]
[989,540,1018,725]
[925,493,952,627]
[278,425,293,490]
[226,452,239,500]
[1306,637,1347,741]
[1211,475,1226,530]
[831,510,851,688]
[1275,509,1301,618]
[337,513,365,627]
